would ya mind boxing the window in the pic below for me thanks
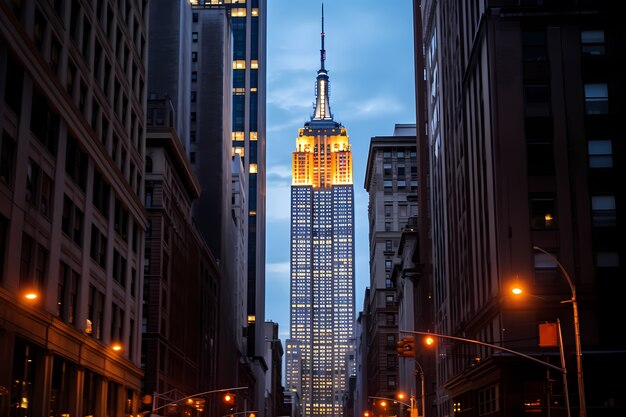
[588,140,613,168]
[591,195,616,227]
[233,60,246,69]
[383,162,392,177]
[50,356,75,416]
[192,12,198,22]
[90,225,107,268]
[191,91,197,102]
[524,84,551,117]
[385,260,392,271]
[386,294,394,305]
[478,385,499,415]
[526,141,554,176]
[30,89,59,155]
[66,134,88,191]
[584,83,609,114]
[19,233,48,292]
[384,204,392,217]
[387,375,396,390]
[581,30,605,56]
[192,51,198,62]
[231,7,246,16]
[249,163,258,174]
[58,262,79,324]
[191,71,197,82]
[522,30,547,62]
[192,32,198,42]
[0,131,16,187]
[596,251,619,268]
[529,194,557,229]
[62,195,83,245]
[534,252,557,270]
[385,240,392,252]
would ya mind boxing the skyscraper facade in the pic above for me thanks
[0,0,147,413]
[363,124,418,406]
[289,9,355,417]
[419,1,625,415]
[189,4,267,410]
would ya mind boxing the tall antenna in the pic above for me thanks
[320,1,326,70]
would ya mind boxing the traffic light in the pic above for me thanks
[223,393,236,412]
[424,335,436,347]
[397,337,415,357]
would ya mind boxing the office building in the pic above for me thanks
[189,2,267,411]
[419,1,625,415]
[0,0,147,413]
[288,8,355,416]
[142,97,220,400]
[363,125,418,408]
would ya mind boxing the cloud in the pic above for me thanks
[267,164,292,181]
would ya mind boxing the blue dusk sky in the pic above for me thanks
[265,0,416,343]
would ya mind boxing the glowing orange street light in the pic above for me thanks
[223,393,236,405]
[424,336,435,346]
[112,343,123,352]
[24,291,38,300]
[512,287,523,295]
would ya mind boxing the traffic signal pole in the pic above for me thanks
[400,329,571,417]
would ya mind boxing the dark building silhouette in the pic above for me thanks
[417,1,626,416]
[142,97,220,409]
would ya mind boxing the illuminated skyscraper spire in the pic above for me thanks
[313,2,332,120]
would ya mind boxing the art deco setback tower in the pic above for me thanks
[289,8,355,417]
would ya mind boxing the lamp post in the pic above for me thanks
[533,246,586,417]
[413,360,425,417]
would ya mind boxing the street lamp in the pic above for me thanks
[532,246,586,417]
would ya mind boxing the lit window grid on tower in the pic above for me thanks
[290,139,355,417]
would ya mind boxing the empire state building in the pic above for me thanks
[287,6,355,417]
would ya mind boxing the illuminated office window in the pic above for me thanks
[232,131,245,141]
[249,163,258,173]
[231,8,246,17]
[250,60,259,69]
[250,132,258,141]
[233,60,246,69]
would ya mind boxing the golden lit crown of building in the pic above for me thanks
[292,3,353,188]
